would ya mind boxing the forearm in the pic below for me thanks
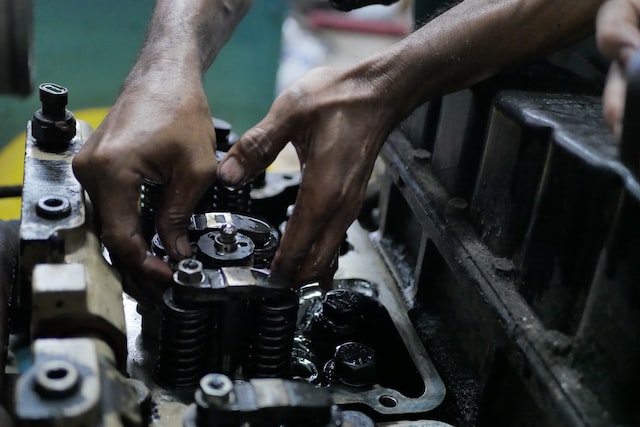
[127,0,252,86]
[355,0,604,121]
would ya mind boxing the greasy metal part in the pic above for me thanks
[19,108,127,370]
[126,221,445,418]
[14,338,148,427]
[0,0,33,96]
[379,86,633,425]
[324,342,377,388]
[246,290,299,378]
[32,83,77,150]
[155,288,210,389]
[196,227,254,268]
[171,267,290,303]
[191,212,279,268]
[183,374,337,427]
[298,269,445,416]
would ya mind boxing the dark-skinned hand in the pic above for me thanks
[72,76,217,305]
[219,66,397,288]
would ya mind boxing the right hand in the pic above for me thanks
[72,75,218,305]
[219,66,398,287]
[597,0,640,139]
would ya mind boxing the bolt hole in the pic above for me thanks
[207,378,224,390]
[55,300,64,308]
[46,367,69,381]
[44,198,63,207]
[379,395,397,408]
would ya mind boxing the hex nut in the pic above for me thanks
[175,259,204,286]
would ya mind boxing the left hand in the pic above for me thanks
[73,75,218,304]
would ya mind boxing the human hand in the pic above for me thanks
[72,76,217,304]
[218,66,397,287]
[597,0,640,139]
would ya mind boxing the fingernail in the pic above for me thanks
[175,235,192,258]
[219,156,246,185]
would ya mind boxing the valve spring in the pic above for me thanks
[247,290,299,378]
[140,179,163,244]
[156,290,210,389]
[212,181,252,214]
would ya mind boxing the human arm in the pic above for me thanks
[72,0,252,302]
[597,0,640,139]
[219,0,603,286]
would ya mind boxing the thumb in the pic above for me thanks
[218,121,291,187]
[156,166,216,260]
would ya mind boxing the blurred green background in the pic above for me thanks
[0,0,286,149]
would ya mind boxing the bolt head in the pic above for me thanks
[199,374,234,407]
[333,342,376,387]
[175,259,204,285]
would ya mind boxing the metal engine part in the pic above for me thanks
[9,84,452,427]
[14,338,149,427]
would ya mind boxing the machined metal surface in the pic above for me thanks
[18,116,127,370]
[14,338,147,427]
[380,82,639,425]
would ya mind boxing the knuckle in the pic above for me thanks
[238,128,275,167]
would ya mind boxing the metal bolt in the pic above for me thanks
[218,223,238,244]
[322,290,362,325]
[175,259,204,286]
[33,359,80,399]
[199,373,234,407]
[32,83,77,149]
[333,342,377,388]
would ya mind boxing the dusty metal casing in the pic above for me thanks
[18,117,127,370]
[14,338,146,427]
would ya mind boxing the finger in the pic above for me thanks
[597,0,640,64]
[156,154,217,261]
[603,63,627,140]
[218,119,294,187]
[90,168,173,293]
[271,170,365,286]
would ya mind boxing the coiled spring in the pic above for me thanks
[247,290,299,378]
[156,289,210,389]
